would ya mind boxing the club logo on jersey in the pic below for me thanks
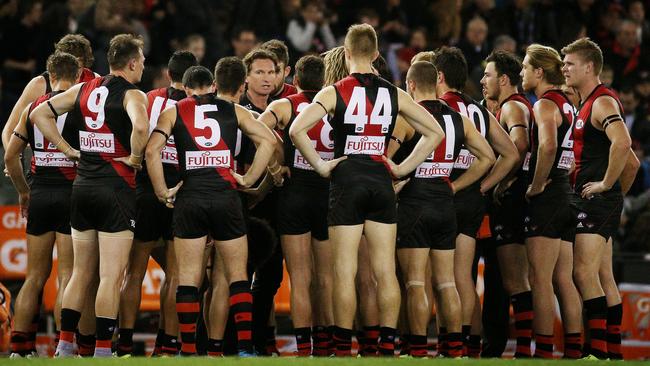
[343,135,385,155]
[79,131,115,153]
[186,150,230,170]
[161,145,178,165]
[575,119,584,130]
[578,212,587,220]
[414,162,454,178]
[33,151,75,167]
[453,149,475,170]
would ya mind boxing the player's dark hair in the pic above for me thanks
[295,55,324,91]
[242,48,278,74]
[260,39,290,68]
[182,66,214,89]
[47,52,80,83]
[373,54,393,81]
[433,46,468,90]
[215,57,247,95]
[168,51,199,83]
[485,50,522,86]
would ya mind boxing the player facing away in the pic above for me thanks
[290,23,445,356]
[145,65,277,356]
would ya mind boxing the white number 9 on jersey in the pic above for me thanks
[84,86,109,129]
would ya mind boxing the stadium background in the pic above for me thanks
[0,0,649,359]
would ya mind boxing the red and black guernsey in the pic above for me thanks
[528,89,575,184]
[497,93,534,175]
[25,91,77,186]
[572,84,624,193]
[440,91,490,181]
[284,91,334,186]
[330,73,398,163]
[68,75,138,188]
[173,93,239,192]
[400,100,465,190]
[42,68,97,94]
[136,86,186,188]
[270,83,298,101]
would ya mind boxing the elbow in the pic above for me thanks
[485,150,496,167]
[288,125,299,141]
[539,141,557,156]
[145,143,158,162]
[134,121,148,137]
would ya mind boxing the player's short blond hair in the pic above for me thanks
[344,24,377,59]
[561,37,603,76]
[411,51,436,65]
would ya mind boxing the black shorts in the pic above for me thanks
[70,184,135,233]
[327,158,396,226]
[525,183,574,242]
[26,185,72,235]
[134,187,174,242]
[277,181,329,241]
[490,179,526,246]
[571,191,623,240]
[173,190,247,241]
[453,182,487,239]
[397,181,456,250]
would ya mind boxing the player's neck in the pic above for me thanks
[52,80,74,92]
[413,90,437,103]
[272,83,284,97]
[497,85,519,105]
[348,59,374,75]
[110,69,136,84]
[534,81,557,99]
[436,83,456,97]
[218,93,239,103]
[577,77,601,101]
[246,89,269,110]
[170,81,184,90]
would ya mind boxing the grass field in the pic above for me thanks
[3,357,638,366]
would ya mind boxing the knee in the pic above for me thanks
[572,267,593,288]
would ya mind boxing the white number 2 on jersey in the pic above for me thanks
[561,102,575,149]
[344,86,392,134]
[194,104,221,148]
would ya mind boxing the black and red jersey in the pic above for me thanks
[43,68,97,94]
[410,100,465,182]
[440,91,490,181]
[330,73,398,162]
[528,89,575,183]
[271,83,298,101]
[68,75,138,188]
[25,91,77,186]
[497,93,533,173]
[283,91,333,186]
[172,93,240,193]
[572,84,624,193]
[136,86,186,188]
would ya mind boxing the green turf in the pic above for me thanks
[3,357,634,366]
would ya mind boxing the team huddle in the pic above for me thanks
[3,23,637,359]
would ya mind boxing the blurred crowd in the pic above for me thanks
[1,0,649,251]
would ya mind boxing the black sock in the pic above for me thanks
[117,328,134,356]
[378,327,396,356]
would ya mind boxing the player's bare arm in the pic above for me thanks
[119,89,150,169]
[289,86,346,177]
[145,105,181,207]
[527,99,560,198]
[4,106,31,217]
[386,115,413,159]
[620,149,640,196]
[2,76,46,148]
[452,115,496,193]
[29,83,84,161]
[235,104,278,187]
[480,111,518,193]
[581,96,632,197]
